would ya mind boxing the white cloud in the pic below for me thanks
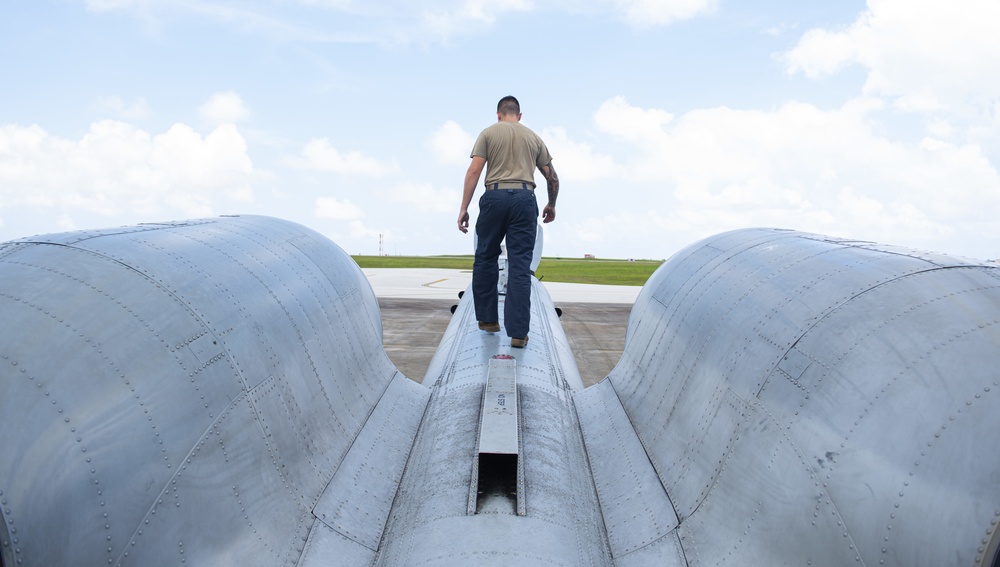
[315,196,365,220]
[586,96,1000,255]
[313,201,383,241]
[611,0,717,28]
[423,0,532,38]
[429,120,475,165]
[153,123,254,196]
[0,120,254,218]
[96,96,152,121]
[386,182,457,213]
[783,0,1000,112]
[312,212,384,252]
[782,27,858,80]
[286,138,395,177]
[57,214,76,231]
[594,96,673,146]
[570,212,669,244]
[541,127,617,182]
[83,0,709,46]
[347,220,382,240]
[199,91,250,125]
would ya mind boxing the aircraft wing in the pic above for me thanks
[1,218,999,566]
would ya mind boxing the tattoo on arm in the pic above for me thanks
[544,162,559,205]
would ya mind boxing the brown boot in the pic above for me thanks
[510,336,529,348]
[478,321,500,333]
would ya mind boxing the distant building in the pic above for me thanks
[584,254,595,259]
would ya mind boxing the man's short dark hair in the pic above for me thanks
[497,95,520,116]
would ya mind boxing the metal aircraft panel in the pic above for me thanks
[4,219,1000,566]
[373,280,611,567]
[574,378,679,559]
[299,521,376,566]
[675,397,866,565]
[0,216,420,566]
[752,260,1000,566]
[602,227,1000,567]
[311,373,429,551]
[477,356,519,455]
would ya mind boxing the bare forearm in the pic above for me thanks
[539,162,559,223]
[543,162,559,206]
[458,156,486,233]
[460,167,479,212]
[462,156,486,210]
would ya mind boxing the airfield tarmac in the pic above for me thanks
[365,269,639,387]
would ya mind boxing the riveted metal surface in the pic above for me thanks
[0,216,419,566]
[299,520,378,566]
[776,346,812,382]
[311,373,430,552]
[374,280,611,567]
[478,357,519,455]
[608,227,1000,566]
[0,242,248,566]
[756,263,1000,565]
[9,220,997,566]
[677,398,865,565]
[612,530,686,567]
[574,379,679,560]
[10,220,215,246]
[663,388,746,521]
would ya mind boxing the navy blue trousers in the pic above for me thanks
[473,188,537,338]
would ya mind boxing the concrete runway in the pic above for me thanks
[368,269,637,387]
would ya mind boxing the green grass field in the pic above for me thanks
[352,255,663,287]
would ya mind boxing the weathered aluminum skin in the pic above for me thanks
[477,356,519,455]
[373,280,611,566]
[0,216,429,566]
[588,228,1000,566]
[4,219,1000,566]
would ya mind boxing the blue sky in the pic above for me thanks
[3,0,1000,260]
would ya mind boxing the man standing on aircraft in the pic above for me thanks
[457,95,559,348]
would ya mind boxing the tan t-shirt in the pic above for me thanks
[471,122,553,188]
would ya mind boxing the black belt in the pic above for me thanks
[487,182,533,190]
